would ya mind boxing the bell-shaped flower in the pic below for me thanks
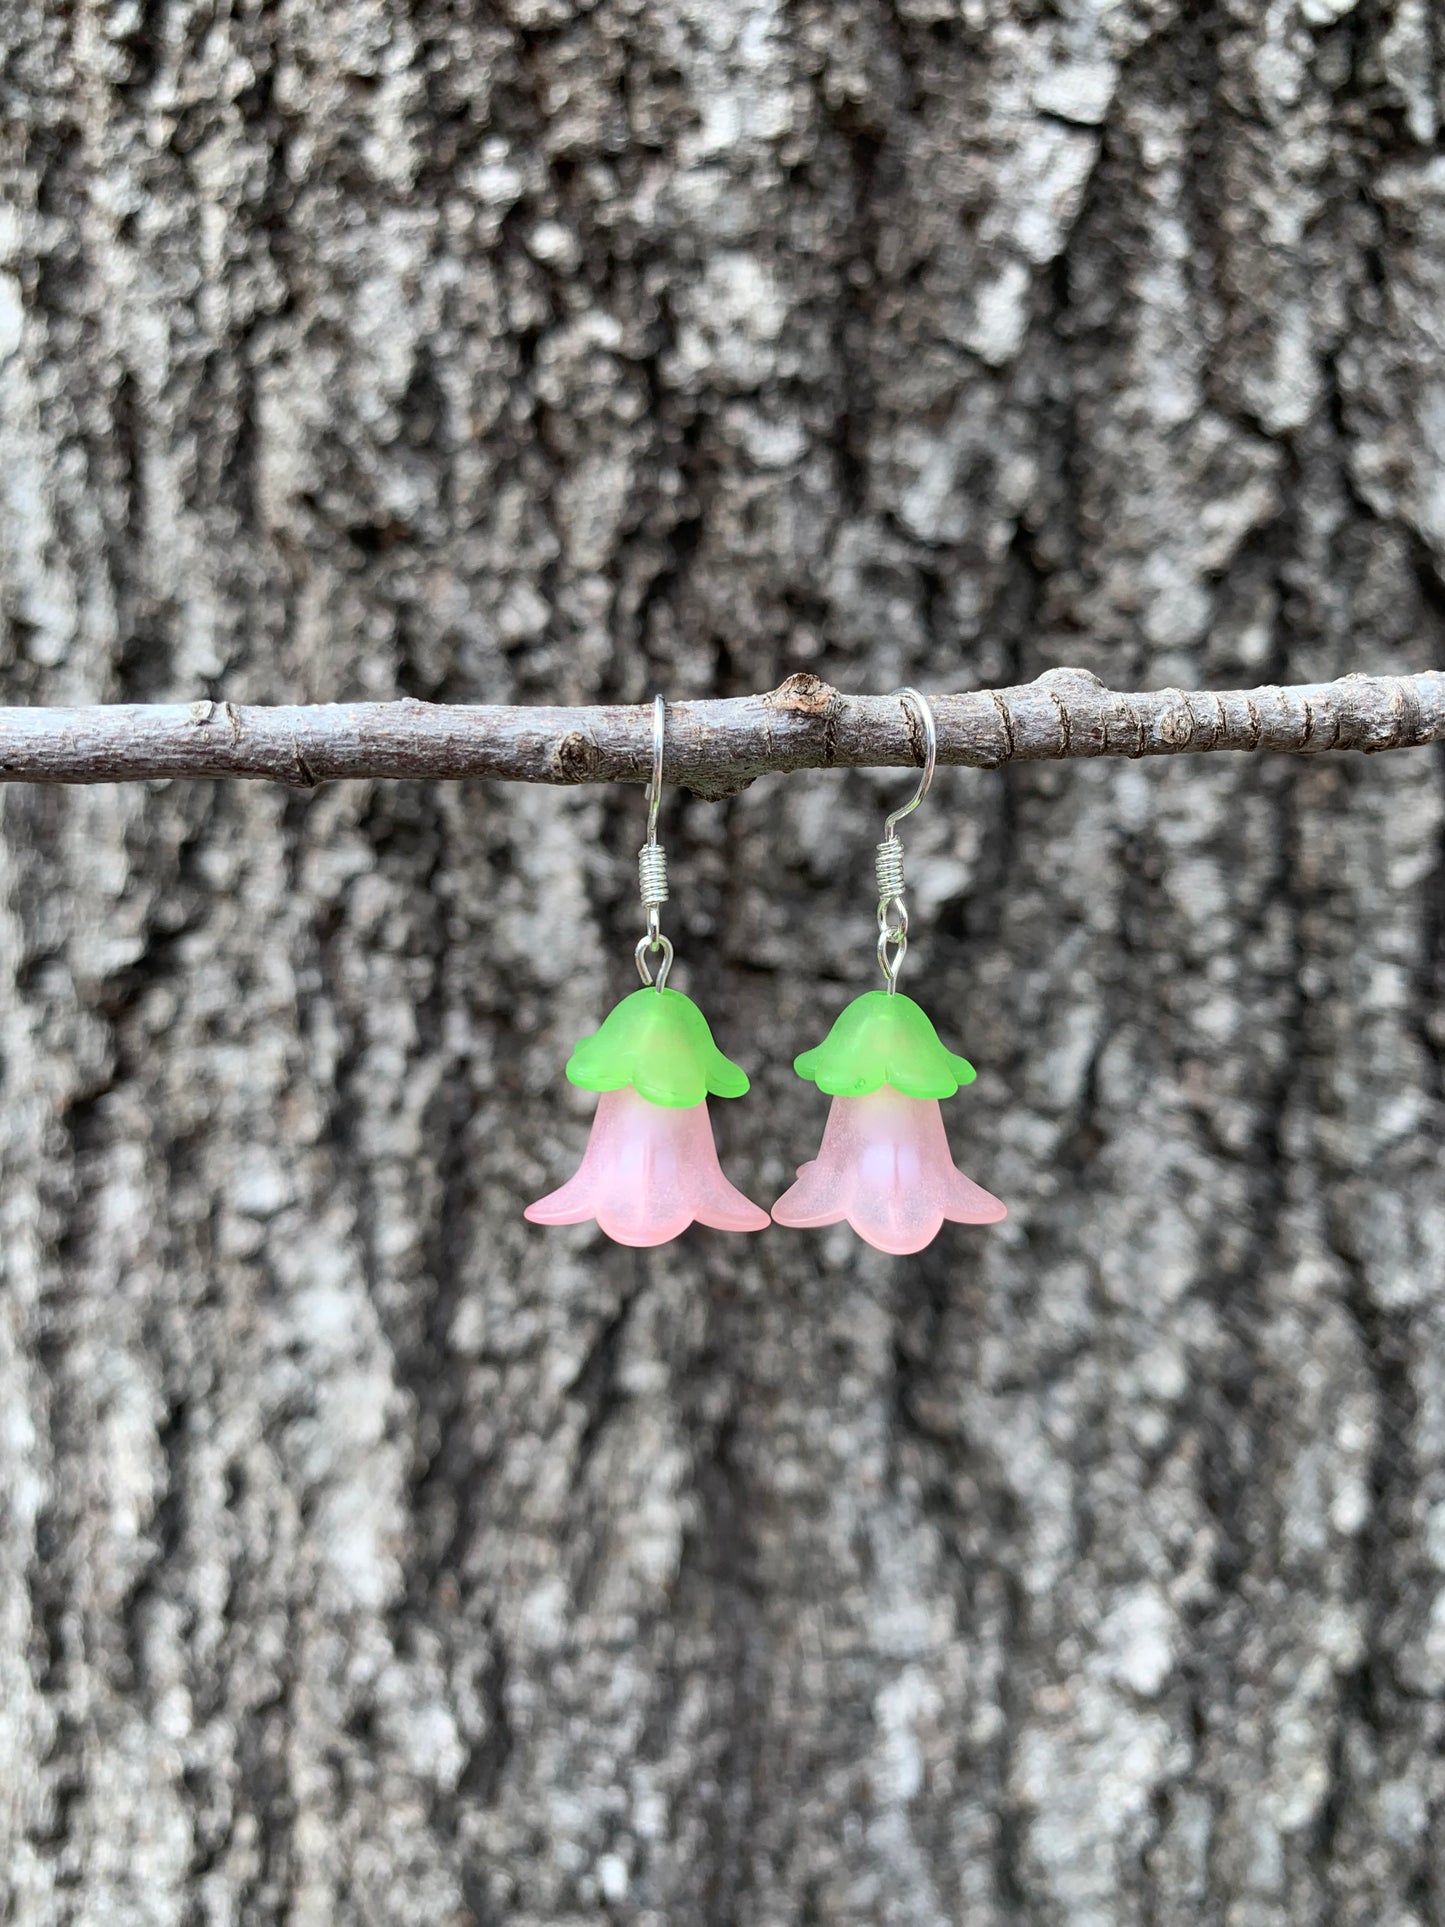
[526,986,767,1247]
[772,990,1005,1255]
[526,1085,768,1246]
[772,1085,1005,1254]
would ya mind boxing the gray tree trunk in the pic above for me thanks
[3,1,1445,1922]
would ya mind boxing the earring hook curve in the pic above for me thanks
[646,693,665,841]
[883,687,937,839]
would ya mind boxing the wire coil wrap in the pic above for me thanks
[875,836,905,904]
[638,841,669,912]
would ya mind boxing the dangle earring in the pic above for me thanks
[771,688,1006,1255]
[525,695,769,1247]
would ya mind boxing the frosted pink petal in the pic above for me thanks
[684,1134,774,1232]
[523,1164,607,1226]
[943,1167,1008,1226]
[772,1087,1005,1255]
[526,1088,767,1247]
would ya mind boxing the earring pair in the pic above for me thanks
[523,691,1006,1256]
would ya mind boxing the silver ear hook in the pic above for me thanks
[875,687,937,994]
[645,691,664,843]
[883,686,937,837]
[635,694,674,990]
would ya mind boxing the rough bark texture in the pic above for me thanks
[3,2,1445,1923]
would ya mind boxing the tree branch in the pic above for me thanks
[0,669,1439,798]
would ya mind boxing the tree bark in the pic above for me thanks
[3,2,1445,1924]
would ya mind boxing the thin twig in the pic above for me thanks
[0,669,1438,799]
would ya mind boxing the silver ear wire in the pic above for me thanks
[635,693,674,990]
[875,687,937,993]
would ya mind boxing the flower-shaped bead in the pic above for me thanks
[526,985,766,1246]
[564,986,749,1107]
[771,1085,1005,1255]
[526,1087,768,1246]
[793,989,976,1098]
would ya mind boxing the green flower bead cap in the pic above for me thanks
[566,987,750,1108]
[794,990,977,1100]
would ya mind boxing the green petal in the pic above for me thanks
[565,987,750,1107]
[793,990,977,1099]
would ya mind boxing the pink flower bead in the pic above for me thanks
[525,1086,769,1247]
[772,1085,1006,1255]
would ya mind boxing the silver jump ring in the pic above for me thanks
[635,931,674,991]
[878,897,909,940]
[877,923,908,988]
